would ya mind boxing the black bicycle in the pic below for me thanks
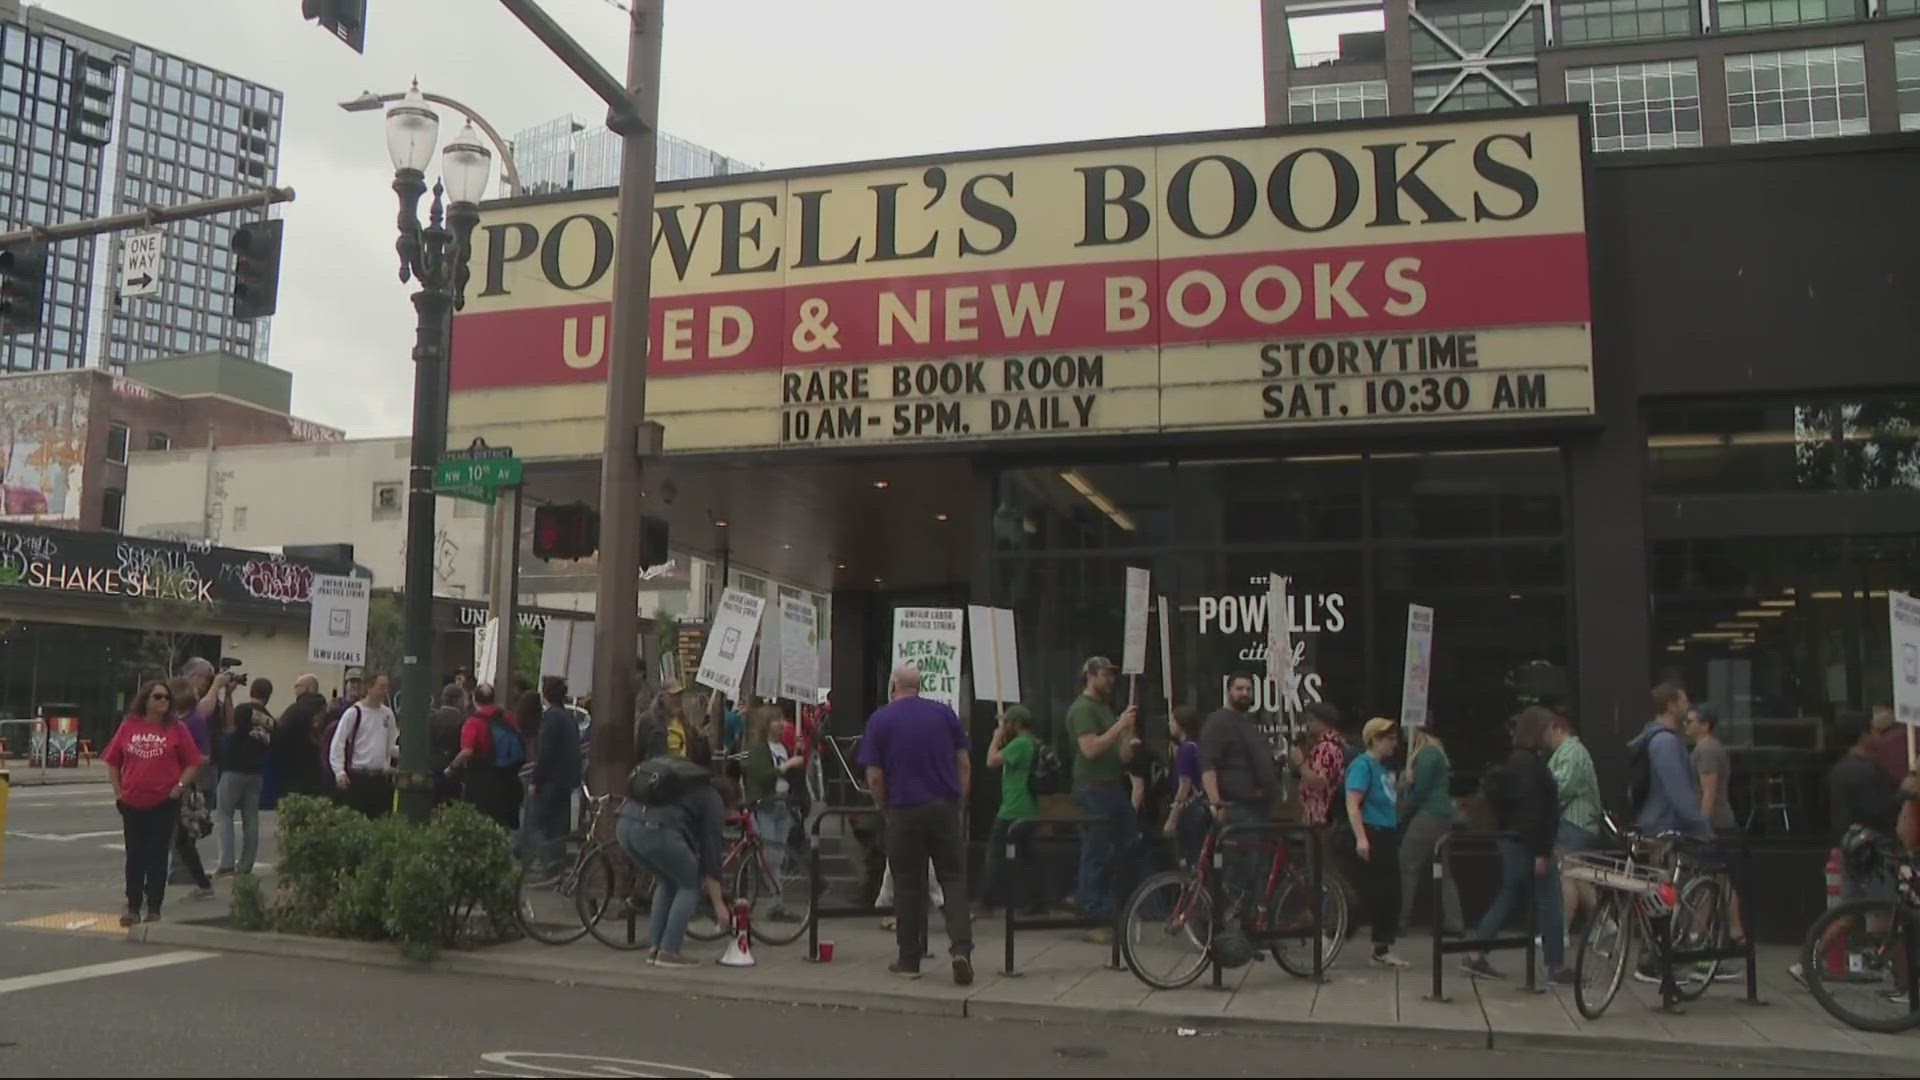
[1799,826,1920,1034]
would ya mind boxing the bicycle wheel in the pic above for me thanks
[684,852,735,943]
[1574,892,1635,1020]
[1120,870,1215,991]
[737,842,811,946]
[578,845,651,952]
[1670,875,1724,1001]
[1801,898,1920,1034]
[515,842,593,945]
[1268,870,1349,978]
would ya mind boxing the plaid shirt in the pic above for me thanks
[1302,732,1348,826]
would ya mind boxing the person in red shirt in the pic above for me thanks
[449,683,524,833]
[105,679,205,927]
[1870,704,1912,784]
[1293,703,1350,827]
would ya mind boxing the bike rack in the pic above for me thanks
[1427,830,1537,1002]
[1206,821,1330,989]
[805,804,894,962]
[1650,835,1764,1011]
[1002,815,1120,975]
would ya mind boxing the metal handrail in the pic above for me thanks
[1002,816,1119,975]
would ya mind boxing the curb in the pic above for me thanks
[142,920,1917,1075]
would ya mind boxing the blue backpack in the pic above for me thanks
[489,715,527,769]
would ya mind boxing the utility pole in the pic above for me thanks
[0,187,295,247]
[492,0,662,796]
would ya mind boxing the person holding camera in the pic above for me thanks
[216,677,273,877]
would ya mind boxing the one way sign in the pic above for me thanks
[120,230,163,297]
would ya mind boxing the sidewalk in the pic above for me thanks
[140,913,1920,1076]
[4,767,109,787]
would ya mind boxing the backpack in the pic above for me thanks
[487,714,527,769]
[321,705,364,778]
[1029,741,1067,796]
[1626,726,1679,812]
[626,755,709,805]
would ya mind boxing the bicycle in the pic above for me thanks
[513,784,651,947]
[1564,831,1728,1018]
[1119,821,1348,989]
[1798,826,1920,1034]
[680,801,812,946]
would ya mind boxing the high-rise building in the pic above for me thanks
[508,114,755,195]
[0,0,282,375]
[1261,0,1920,151]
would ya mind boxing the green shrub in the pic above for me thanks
[229,873,268,931]
[263,794,518,959]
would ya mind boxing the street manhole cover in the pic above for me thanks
[1054,1046,1107,1060]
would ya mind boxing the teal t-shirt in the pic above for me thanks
[1345,752,1399,829]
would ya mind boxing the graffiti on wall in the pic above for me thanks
[0,377,90,521]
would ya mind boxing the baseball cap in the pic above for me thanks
[1361,717,1399,744]
[1081,656,1118,678]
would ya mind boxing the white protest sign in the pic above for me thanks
[1400,604,1435,729]
[1266,574,1293,687]
[474,617,500,686]
[1122,567,1151,675]
[892,607,965,708]
[754,609,782,700]
[1889,591,1920,729]
[540,618,594,692]
[779,595,819,702]
[306,574,369,666]
[967,605,1021,704]
[1158,595,1173,704]
[697,589,766,699]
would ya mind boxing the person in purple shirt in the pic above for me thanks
[1160,706,1210,868]
[858,664,974,984]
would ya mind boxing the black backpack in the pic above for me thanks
[1626,727,1679,812]
[626,755,709,805]
[1029,741,1067,796]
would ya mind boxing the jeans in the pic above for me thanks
[1173,801,1212,869]
[342,771,393,818]
[618,815,701,955]
[1215,802,1267,905]
[1359,824,1402,950]
[980,816,1039,912]
[120,800,180,914]
[1398,811,1464,935]
[1473,839,1566,970]
[216,771,264,874]
[522,792,572,870]
[1073,785,1137,920]
[751,800,794,914]
[885,800,973,968]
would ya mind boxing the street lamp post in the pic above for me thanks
[384,82,492,824]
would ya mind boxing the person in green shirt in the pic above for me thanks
[1546,711,1604,937]
[978,705,1041,917]
[1067,656,1137,937]
[1396,723,1464,935]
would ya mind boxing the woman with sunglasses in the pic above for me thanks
[105,679,205,926]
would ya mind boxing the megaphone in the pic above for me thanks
[718,899,754,968]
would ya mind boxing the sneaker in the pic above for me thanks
[214,867,235,878]
[1884,987,1914,1006]
[1714,961,1747,983]
[118,908,140,928]
[647,949,660,965]
[888,962,923,980]
[653,953,700,969]
[1371,951,1412,969]
[142,910,162,923]
[188,886,215,901]
[1786,962,1808,989]
[1084,927,1113,946]
[1462,957,1505,980]
[1632,964,1662,985]
[1548,967,1578,987]
[766,910,800,923]
[952,953,974,987]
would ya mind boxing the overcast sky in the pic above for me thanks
[39,0,1363,437]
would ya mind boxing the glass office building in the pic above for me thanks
[0,2,283,375]
[508,114,755,195]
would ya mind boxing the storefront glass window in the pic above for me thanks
[1650,536,1920,839]
[1649,398,1920,493]
[0,621,220,744]
[989,450,1570,788]
[992,462,1172,552]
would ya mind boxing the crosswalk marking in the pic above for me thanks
[0,950,215,994]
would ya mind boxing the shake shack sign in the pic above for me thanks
[0,522,340,613]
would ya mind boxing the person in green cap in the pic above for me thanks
[978,705,1042,918]
[1068,655,1137,942]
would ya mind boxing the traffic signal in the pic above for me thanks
[0,242,49,337]
[641,513,670,569]
[231,219,284,320]
[302,0,367,53]
[534,504,598,561]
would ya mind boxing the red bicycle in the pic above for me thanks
[1120,823,1349,989]
[681,802,812,946]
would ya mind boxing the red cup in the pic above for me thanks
[818,940,836,963]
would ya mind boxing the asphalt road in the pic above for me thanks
[0,924,1829,1078]
[3,778,279,898]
